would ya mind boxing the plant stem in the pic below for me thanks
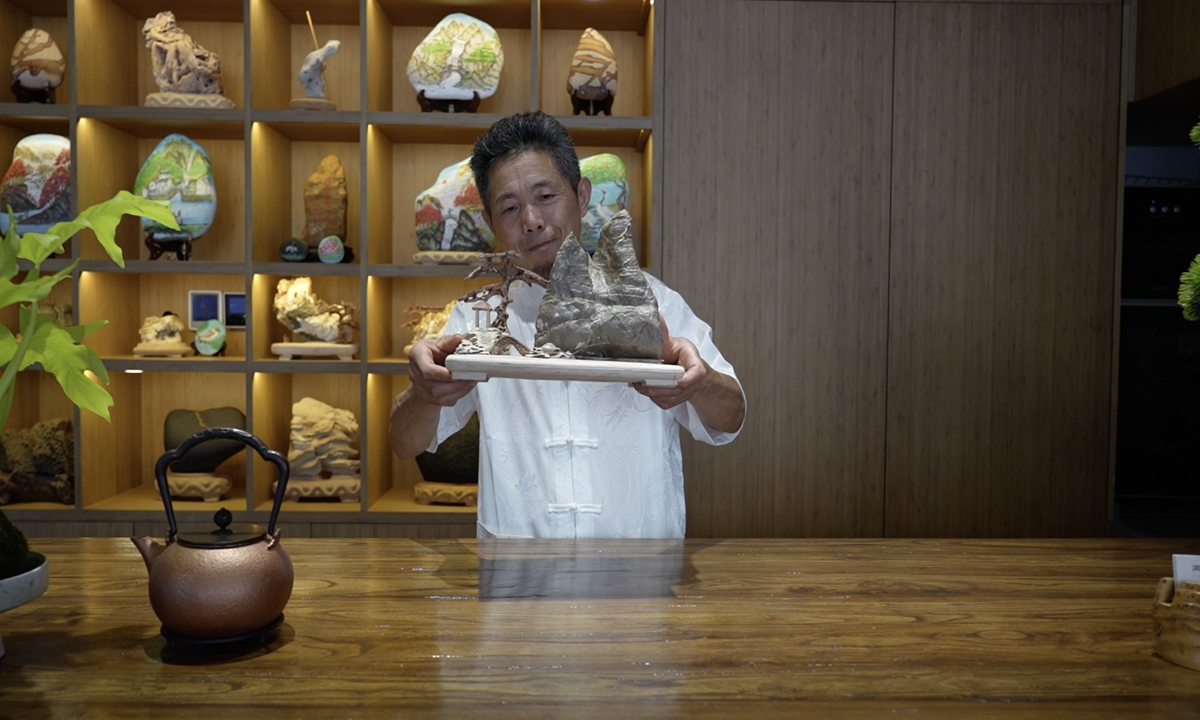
[0,301,40,427]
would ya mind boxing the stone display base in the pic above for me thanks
[273,476,360,503]
[290,97,336,111]
[1154,578,1200,672]
[414,481,478,506]
[271,342,358,360]
[412,250,484,265]
[134,341,195,357]
[166,471,231,502]
[145,92,235,109]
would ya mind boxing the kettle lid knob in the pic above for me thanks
[213,508,234,536]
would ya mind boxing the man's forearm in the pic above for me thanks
[689,369,745,434]
[389,387,443,459]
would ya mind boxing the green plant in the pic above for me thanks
[0,191,177,430]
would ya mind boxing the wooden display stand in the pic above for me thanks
[414,481,478,506]
[166,471,231,502]
[273,477,360,503]
[271,342,358,361]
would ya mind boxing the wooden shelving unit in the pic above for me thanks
[0,0,660,538]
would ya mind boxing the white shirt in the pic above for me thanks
[431,274,743,539]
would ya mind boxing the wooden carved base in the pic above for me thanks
[166,471,231,502]
[571,93,614,116]
[134,341,195,357]
[412,250,484,265]
[271,342,358,360]
[1154,578,1200,672]
[145,92,235,109]
[290,97,336,111]
[416,90,481,113]
[274,476,360,502]
[414,481,478,506]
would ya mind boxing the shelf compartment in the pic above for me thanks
[79,370,249,510]
[250,121,361,263]
[249,0,361,111]
[251,272,361,360]
[0,0,70,105]
[250,370,361,511]
[539,23,650,118]
[78,271,249,359]
[366,275,487,362]
[75,117,247,262]
[77,0,245,108]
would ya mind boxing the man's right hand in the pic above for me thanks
[408,334,477,407]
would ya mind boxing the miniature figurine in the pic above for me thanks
[291,40,340,111]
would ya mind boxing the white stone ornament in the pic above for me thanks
[292,40,340,111]
[407,13,504,109]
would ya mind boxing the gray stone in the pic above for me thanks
[163,407,246,473]
[534,210,662,359]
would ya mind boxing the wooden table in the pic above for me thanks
[2,537,1199,718]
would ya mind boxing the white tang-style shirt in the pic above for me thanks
[431,273,743,539]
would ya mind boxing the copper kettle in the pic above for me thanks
[132,427,293,641]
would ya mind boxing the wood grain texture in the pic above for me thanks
[75,0,139,106]
[78,371,141,505]
[886,2,1121,537]
[661,1,893,537]
[365,0,393,112]
[365,126,394,265]
[75,119,140,259]
[250,0,291,109]
[1135,0,1200,100]
[250,122,292,262]
[2,537,1198,718]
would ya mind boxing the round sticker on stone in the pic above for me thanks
[318,235,344,264]
[194,319,227,356]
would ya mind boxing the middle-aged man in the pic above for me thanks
[390,111,745,539]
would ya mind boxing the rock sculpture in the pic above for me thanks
[163,407,246,501]
[141,11,234,108]
[272,277,359,360]
[579,153,629,254]
[534,210,661,358]
[413,157,495,262]
[134,312,194,357]
[0,133,70,236]
[407,13,503,113]
[0,418,74,505]
[10,29,65,104]
[133,133,216,261]
[302,156,348,255]
[279,397,360,502]
[568,28,618,116]
[292,40,340,111]
[402,301,456,354]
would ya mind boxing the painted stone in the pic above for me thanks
[568,28,617,115]
[193,319,226,356]
[280,238,308,262]
[407,13,504,101]
[133,133,216,247]
[0,134,71,236]
[318,235,344,263]
[10,29,65,104]
[414,157,495,253]
[302,155,347,250]
[579,153,629,255]
[142,12,227,98]
[163,407,246,473]
[535,210,662,359]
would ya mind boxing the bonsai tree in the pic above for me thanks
[0,191,176,576]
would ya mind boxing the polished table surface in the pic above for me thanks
[2,537,1200,719]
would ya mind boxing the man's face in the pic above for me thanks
[481,151,591,277]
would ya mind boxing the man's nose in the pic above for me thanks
[521,205,544,233]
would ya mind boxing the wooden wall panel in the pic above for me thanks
[661,0,893,537]
[1135,0,1200,100]
[886,2,1121,537]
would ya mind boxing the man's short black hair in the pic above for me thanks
[471,111,582,212]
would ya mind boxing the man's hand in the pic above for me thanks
[407,334,476,407]
[634,317,746,434]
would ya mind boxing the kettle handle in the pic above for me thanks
[153,427,291,539]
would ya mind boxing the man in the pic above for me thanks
[390,111,744,539]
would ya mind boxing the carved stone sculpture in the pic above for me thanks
[0,133,70,236]
[292,40,340,111]
[278,397,359,502]
[534,210,662,359]
[302,156,347,252]
[10,29,65,103]
[133,133,216,261]
[134,312,194,357]
[273,277,357,344]
[568,28,617,116]
[0,419,74,505]
[141,11,234,108]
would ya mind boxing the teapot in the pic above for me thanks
[132,427,293,641]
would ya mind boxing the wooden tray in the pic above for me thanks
[445,354,682,387]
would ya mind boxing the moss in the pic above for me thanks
[0,509,32,580]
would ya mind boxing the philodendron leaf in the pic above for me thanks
[0,324,15,368]
[37,191,178,267]
[21,312,113,421]
[1,208,19,280]
[0,261,76,309]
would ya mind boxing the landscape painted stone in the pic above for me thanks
[414,157,495,253]
[10,29,65,103]
[568,28,617,115]
[133,134,216,242]
[0,134,71,236]
[535,210,662,359]
[407,13,504,101]
[579,153,629,254]
[302,155,347,249]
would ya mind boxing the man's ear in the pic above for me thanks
[576,176,592,217]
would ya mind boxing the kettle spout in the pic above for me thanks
[131,536,167,571]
